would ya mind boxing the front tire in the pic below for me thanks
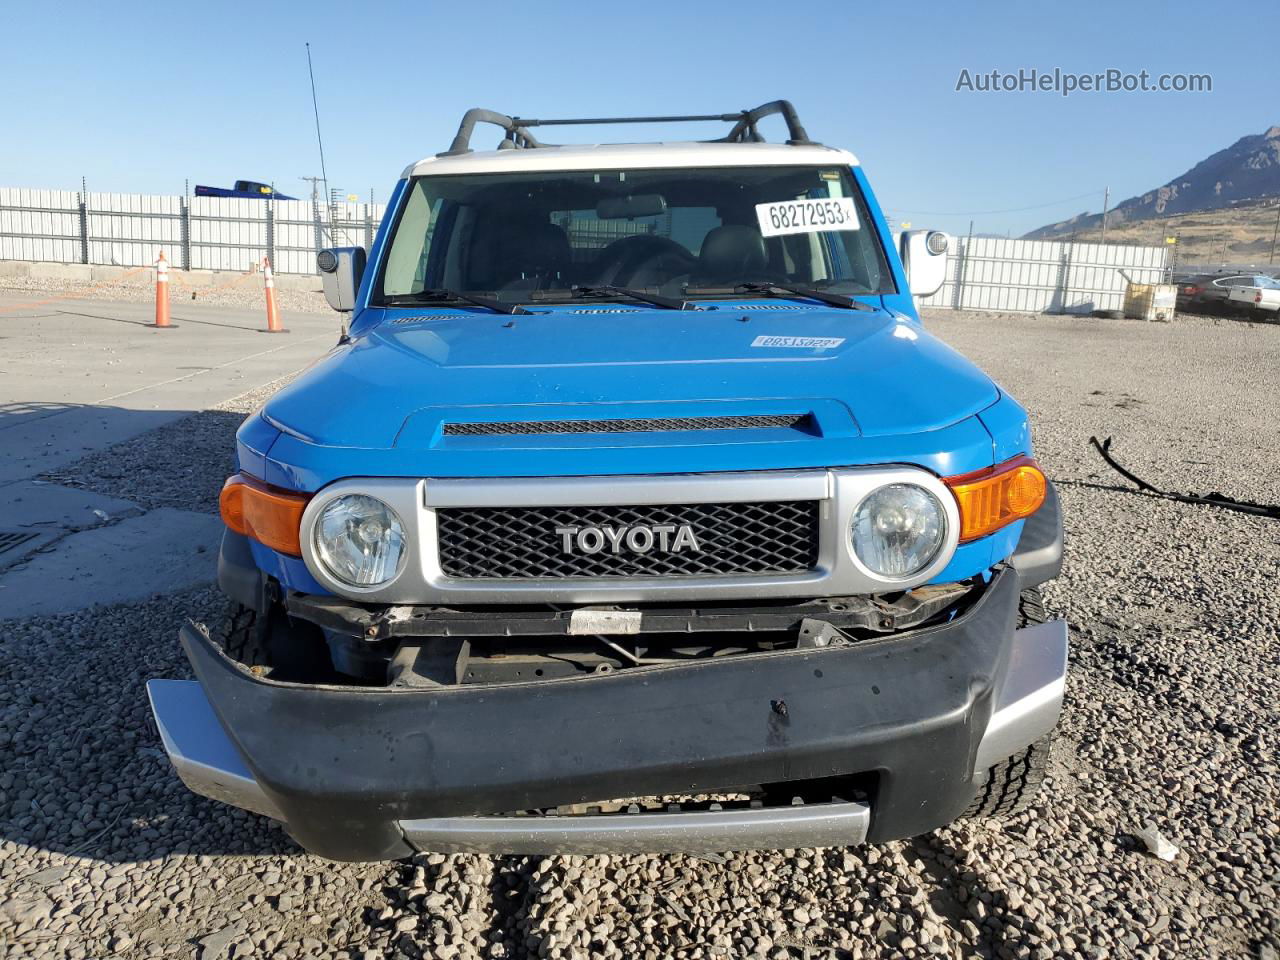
[215,601,325,681]
[962,735,1052,820]
[217,603,273,672]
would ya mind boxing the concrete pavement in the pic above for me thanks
[0,292,338,481]
[0,293,338,619]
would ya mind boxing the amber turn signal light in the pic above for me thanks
[944,455,1046,542]
[219,474,311,556]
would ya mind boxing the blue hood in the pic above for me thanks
[263,302,998,454]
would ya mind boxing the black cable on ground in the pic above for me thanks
[1082,436,1280,520]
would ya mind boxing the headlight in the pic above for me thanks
[851,483,946,579]
[313,494,407,587]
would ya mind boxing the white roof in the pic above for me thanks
[403,140,859,178]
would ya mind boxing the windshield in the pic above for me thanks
[376,165,894,304]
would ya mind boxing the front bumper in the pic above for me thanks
[148,566,1067,861]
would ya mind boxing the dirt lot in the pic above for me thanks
[1,308,1277,960]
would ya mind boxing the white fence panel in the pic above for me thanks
[190,196,267,272]
[2,186,389,275]
[917,236,1168,314]
[273,199,320,275]
[1061,242,1167,313]
[272,200,387,275]
[0,188,81,262]
[87,192,183,267]
[2,185,1168,298]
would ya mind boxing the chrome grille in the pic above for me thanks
[443,414,812,436]
[436,501,819,579]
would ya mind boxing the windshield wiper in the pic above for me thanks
[382,288,532,315]
[684,281,873,312]
[571,284,699,311]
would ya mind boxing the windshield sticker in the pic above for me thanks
[756,197,859,238]
[751,335,845,349]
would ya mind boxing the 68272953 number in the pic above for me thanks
[756,197,860,237]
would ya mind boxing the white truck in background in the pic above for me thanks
[1226,276,1280,317]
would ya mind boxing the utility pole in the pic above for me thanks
[78,176,89,266]
[1100,186,1110,245]
[1270,201,1280,265]
[300,175,327,268]
[954,219,974,309]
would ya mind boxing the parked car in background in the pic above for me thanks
[1176,272,1280,314]
[1226,275,1280,317]
[194,180,296,200]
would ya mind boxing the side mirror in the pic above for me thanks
[899,230,949,298]
[317,247,367,312]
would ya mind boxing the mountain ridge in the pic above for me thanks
[1025,126,1280,239]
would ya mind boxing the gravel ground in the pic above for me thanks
[36,376,301,515]
[0,272,330,314]
[1,308,1277,960]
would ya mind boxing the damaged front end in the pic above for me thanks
[147,468,1066,861]
[288,579,977,687]
[148,554,1065,861]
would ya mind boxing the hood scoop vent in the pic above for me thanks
[444,414,814,436]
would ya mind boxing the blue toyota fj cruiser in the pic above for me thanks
[148,102,1067,862]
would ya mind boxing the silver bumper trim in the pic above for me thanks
[145,678,281,820]
[399,801,871,856]
[973,619,1068,773]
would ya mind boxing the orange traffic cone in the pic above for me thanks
[150,251,176,328]
[261,257,288,333]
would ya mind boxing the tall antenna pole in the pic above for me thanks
[1100,186,1110,245]
[305,43,332,227]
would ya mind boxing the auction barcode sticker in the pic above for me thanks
[755,197,859,237]
[751,335,845,349]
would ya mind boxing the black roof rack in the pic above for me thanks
[439,100,816,157]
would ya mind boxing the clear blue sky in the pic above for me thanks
[2,0,1273,237]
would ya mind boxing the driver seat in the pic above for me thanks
[474,218,573,290]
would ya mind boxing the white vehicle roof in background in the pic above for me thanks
[404,100,859,177]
